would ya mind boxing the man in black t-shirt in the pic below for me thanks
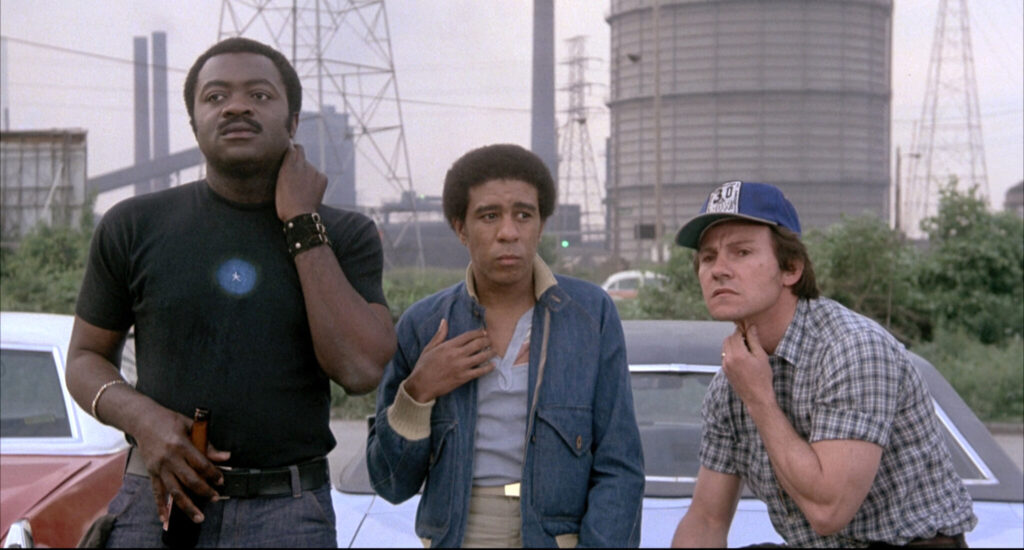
[66,37,396,547]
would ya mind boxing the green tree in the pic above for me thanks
[1,212,94,314]
[914,327,1024,423]
[625,247,712,321]
[804,215,931,343]
[918,184,1024,344]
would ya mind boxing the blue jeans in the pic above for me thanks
[105,474,337,548]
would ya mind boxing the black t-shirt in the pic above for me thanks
[76,180,387,467]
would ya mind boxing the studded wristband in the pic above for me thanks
[283,212,331,258]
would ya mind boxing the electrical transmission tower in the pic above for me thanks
[556,35,604,248]
[902,0,989,238]
[218,0,424,267]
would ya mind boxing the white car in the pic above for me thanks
[331,320,1024,548]
[600,270,667,300]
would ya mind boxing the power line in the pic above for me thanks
[2,34,530,115]
[1,35,188,73]
[969,7,1024,89]
[893,106,1024,124]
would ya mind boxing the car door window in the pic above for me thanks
[0,348,72,438]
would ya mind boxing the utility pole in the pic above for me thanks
[652,0,664,263]
[2,38,11,130]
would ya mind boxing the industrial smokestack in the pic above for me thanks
[133,36,151,195]
[152,31,170,191]
[531,0,558,181]
[2,38,10,130]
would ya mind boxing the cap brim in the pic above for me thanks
[674,213,779,249]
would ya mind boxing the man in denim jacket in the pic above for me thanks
[366,144,644,547]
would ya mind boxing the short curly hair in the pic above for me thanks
[442,144,557,228]
[183,37,302,132]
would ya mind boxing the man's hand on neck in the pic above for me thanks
[275,144,327,222]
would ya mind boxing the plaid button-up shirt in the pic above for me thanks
[700,298,976,547]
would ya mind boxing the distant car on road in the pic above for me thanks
[1,312,129,548]
[601,270,668,300]
[331,320,1024,548]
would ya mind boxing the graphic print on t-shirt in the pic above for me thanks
[215,258,259,297]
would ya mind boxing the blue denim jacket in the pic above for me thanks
[366,259,644,547]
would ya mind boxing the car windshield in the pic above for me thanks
[0,348,72,438]
[632,371,710,484]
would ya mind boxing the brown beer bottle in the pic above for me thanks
[162,408,210,548]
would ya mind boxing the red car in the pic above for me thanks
[1,312,129,548]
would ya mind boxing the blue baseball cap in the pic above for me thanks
[674,181,801,249]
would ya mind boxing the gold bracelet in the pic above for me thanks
[90,379,128,421]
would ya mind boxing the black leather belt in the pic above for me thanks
[125,447,329,498]
[219,458,329,499]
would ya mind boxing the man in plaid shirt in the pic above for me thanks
[669,181,976,547]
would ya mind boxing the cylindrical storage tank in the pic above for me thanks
[607,0,892,261]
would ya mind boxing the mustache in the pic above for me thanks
[217,115,263,133]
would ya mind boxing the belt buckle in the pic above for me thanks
[217,466,235,499]
[503,482,520,498]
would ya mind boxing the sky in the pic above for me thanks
[1,0,1022,214]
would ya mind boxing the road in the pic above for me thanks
[989,424,1024,474]
[327,419,369,479]
[328,419,1024,481]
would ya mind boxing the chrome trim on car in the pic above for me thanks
[629,364,719,374]
[931,398,998,485]
[2,519,34,548]
[645,474,698,484]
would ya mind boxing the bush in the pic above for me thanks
[331,385,377,420]
[918,184,1024,344]
[1,221,93,314]
[912,327,1024,424]
[804,215,931,344]
[624,247,712,321]
[380,267,464,322]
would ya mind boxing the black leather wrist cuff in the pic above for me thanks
[283,212,331,258]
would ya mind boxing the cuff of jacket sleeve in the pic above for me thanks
[387,379,434,441]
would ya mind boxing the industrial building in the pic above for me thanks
[1006,181,1024,220]
[294,106,357,210]
[1,130,88,247]
[606,0,892,262]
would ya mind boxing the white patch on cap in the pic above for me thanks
[706,181,742,214]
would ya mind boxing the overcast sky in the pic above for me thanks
[1,0,1021,213]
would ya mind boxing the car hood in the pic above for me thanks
[329,490,785,548]
[0,455,93,533]
[330,490,1024,548]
